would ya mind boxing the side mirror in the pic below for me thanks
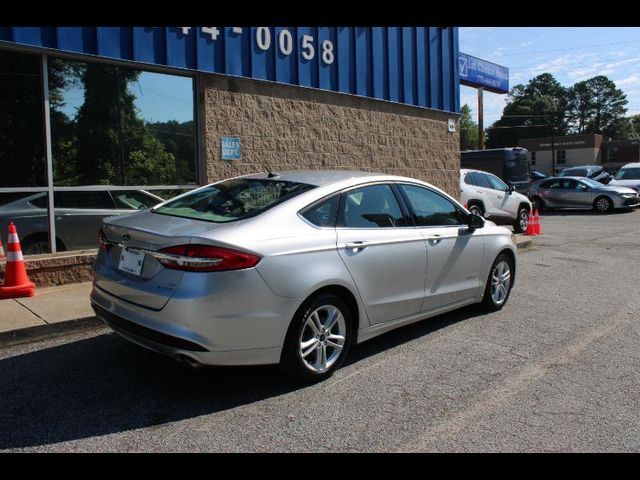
[508,185,515,194]
[467,213,485,230]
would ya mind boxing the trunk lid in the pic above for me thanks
[95,211,237,310]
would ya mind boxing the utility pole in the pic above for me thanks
[477,87,484,149]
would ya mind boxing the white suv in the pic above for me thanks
[460,168,533,233]
[608,162,640,192]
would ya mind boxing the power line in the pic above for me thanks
[494,39,640,58]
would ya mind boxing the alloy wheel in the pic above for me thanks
[491,261,511,306]
[298,305,347,373]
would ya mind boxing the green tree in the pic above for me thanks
[486,73,570,149]
[459,104,479,150]
[567,76,627,137]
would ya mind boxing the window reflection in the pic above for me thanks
[0,50,46,187]
[49,58,197,187]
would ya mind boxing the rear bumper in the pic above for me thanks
[90,270,296,366]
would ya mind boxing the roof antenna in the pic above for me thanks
[264,164,279,178]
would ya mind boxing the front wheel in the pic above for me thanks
[513,208,529,233]
[481,253,514,312]
[593,196,613,214]
[280,293,352,383]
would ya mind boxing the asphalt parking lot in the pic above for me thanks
[1,208,640,452]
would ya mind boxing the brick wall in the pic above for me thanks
[200,75,461,198]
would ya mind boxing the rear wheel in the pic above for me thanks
[280,293,352,383]
[532,196,545,213]
[593,196,613,214]
[468,203,484,217]
[481,253,514,312]
[513,207,529,233]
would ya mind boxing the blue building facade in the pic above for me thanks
[0,26,460,112]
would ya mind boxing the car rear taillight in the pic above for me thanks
[154,245,261,272]
[98,226,111,251]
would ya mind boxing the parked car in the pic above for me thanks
[530,176,640,213]
[558,165,612,184]
[531,170,548,182]
[91,170,518,382]
[460,169,532,233]
[608,162,640,192]
[0,190,164,255]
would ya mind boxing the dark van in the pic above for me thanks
[461,147,531,194]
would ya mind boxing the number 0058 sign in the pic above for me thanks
[174,27,334,65]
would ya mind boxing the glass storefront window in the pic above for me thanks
[48,58,197,187]
[0,50,46,188]
[0,192,51,255]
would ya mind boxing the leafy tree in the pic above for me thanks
[459,105,479,150]
[486,73,570,149]
[585,76,628,137]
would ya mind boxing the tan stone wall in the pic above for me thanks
[1,250,96,288]
[200,75,461,197]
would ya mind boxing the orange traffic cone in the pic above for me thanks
[524,210,536,236]
[0,223,36,299]
[0,238,4,258]
[534,209,542,235]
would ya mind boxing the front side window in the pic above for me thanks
[338,184,406,228]
[486,174,509,191]
[399,184,466,227]
[474,173,493,189]
[155,179,315,223]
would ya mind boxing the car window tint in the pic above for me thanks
[301,195,339,227]
[486,174,508,191]
[399,184,466,227]
[569,169,588,177]
[474,173,492,188]
[562,179,577,189]
[112,191,161,210]
[339,184,406,228]
[464,172,477,186]
[54,191,115,209]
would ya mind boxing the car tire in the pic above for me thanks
[480,253,514,312]
[532,196,545,212]
[593,196,613,214]
[280,293,353,383]
[513,207,529,233]
[468,203,484,217]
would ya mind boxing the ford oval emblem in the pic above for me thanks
[122,234,131,242]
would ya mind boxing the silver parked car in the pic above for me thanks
[530,176,640,213]
[0,190,164,255]
[91,171,518,382]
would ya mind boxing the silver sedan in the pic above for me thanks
[530,176,640,213]
[91,171,518,382]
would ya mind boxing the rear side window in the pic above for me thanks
[300,195,339,227]
[463,172,477,186]
[399,184,466,226]
[54,191,115,209]
[474,173,492,189]
[154,178,315,223]
[338,184,407,228]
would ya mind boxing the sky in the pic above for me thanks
[60,71,195,123]
[459,27,640,127]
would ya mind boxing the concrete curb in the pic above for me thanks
[0,316,103,349]
[516,236,533,249]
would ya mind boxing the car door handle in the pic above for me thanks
[497,195,503,199]
[427,235,443,245]
[476,190,483,194]
[345,241,369,251]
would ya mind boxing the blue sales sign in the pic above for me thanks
[221,136,241,160]
[458,52,509,94]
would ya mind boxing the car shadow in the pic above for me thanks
[0,304,485,450]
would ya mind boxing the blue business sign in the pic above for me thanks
[0,26,460,113]
[221,136,241,160]
[458,52,509,94]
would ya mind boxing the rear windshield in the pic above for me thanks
[153,178,315,223]
[505,152,529,182]
[614,167,640,180]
